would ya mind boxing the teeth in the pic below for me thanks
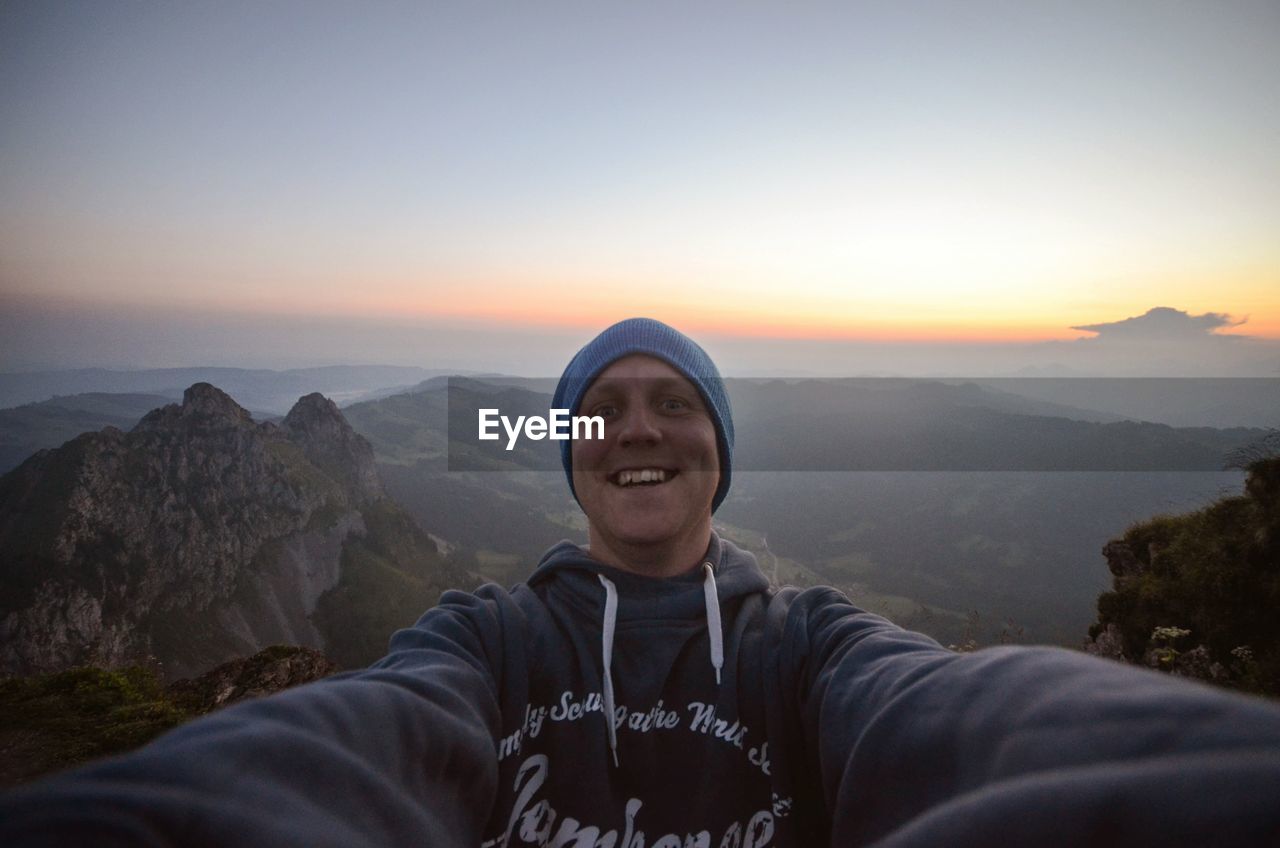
[616,468,668,486]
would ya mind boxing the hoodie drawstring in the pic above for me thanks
[703,562,724,685]
[597,574,620,768]
[597,563,724,767]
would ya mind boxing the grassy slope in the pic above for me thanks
[313,498,480,668]
[0,666,190,789]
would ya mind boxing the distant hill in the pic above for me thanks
[339,379,1253,645]
[342,376,564,471]
[974,378,1280,429]
[26,375,1266,476]
[0,365,451,415]
[428,376,1268,472]
[718,470,1247,646]
[730,379,1265,471]
[0,393,175,474]
[0,383,474,679]
[341,380,451,466]
[342,381,586,586]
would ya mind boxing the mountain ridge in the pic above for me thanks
[0,365,452,414]
[0,383,467,679]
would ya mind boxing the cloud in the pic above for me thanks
[1071,307,1246,340]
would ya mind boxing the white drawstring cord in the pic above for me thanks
[598,574,620,767]
[703,562,724,685]
[598,563,723,767]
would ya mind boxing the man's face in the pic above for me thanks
[571,354,719,555]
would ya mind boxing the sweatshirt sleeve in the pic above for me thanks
[786,587,1280,847]
[0,588,508,848]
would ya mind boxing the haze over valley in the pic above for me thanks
[2,363,1269,667]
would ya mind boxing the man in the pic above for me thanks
[4,317,1280,846]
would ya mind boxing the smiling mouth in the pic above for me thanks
[609,468,678,487]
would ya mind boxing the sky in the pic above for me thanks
[1,1,1278,375]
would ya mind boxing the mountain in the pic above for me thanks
[0,383,473,679]
[0,393,175,474]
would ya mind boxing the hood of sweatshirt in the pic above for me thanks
[525,531,770,765]
[528,531,769,611]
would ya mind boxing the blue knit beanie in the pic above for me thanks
[553,317,734,512]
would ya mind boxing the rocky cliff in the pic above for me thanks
[1085,456,1280,696]
[0,383,464,679]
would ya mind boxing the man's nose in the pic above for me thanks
[616,405,662,446]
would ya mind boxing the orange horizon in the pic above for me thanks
[8,288,1280,345]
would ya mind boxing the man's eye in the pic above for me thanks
[660,398,689,412]
[592,404,619,418]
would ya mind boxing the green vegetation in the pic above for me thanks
[0,646,337,788]
[377,463,579,582]
[340,388,449,466]
[313,498,477,668]
[1089,457,1280,696]
[0,666,192,788]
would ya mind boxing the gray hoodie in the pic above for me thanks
[4,533,1280,846]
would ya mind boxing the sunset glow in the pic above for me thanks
[2,2,1278,371]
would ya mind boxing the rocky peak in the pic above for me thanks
[182,383,251,420]
[0,382,388,678]
[133,382,253,433]
[281,392,382,501]
[283,392,347,438]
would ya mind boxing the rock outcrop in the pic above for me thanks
[0,384,413,679]
[1101,539,1144,579]
[1086,456,1280,696]
[281,393,383,501]
[167,645,337,713]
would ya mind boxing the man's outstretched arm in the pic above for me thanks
[786,587,1280,847]
[0,589,507,848]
